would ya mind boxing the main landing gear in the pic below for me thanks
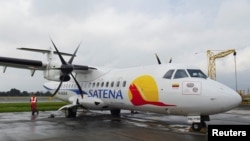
[110,109,121,117]
[190,115,210,133]
[64,107,77,118]
[63,99,83,118]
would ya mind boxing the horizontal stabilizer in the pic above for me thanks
[18,47,75,57]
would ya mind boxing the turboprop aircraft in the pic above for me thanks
[0,40,242,132]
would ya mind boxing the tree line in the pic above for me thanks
[0,88,52,96]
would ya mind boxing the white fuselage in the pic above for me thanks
[43,64,242,116]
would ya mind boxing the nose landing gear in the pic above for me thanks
[189,115,209,133]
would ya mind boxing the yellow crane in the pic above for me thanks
[207,49,236,80]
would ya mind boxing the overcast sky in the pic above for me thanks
[0,0,249,93]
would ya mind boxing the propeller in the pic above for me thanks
[50,39,84,99]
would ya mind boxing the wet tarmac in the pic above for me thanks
[0,105,249,141]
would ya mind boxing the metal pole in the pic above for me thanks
[234,52,237,91]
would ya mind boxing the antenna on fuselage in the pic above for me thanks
[155,53,161,64]
[169,57,172,63]
[155,53,172,64]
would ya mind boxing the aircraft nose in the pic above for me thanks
[218,86,242,111]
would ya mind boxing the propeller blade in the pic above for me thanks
[50,38,67,65]
[51,78,64,97]
[155,53,161,64]
[68,42,81,64]
[72,65,89,70]
[70,73,83,99]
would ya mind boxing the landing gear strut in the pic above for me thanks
[110,109,121,117]
[191,115,209,132]
[65,107,77,118]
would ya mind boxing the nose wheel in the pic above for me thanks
[190,115,209,133]
[191,122,206,132]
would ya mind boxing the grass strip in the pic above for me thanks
[0,102,68,113]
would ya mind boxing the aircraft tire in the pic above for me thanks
[110,109,120,117]
[65,108,77,118]
[191,122,201,132]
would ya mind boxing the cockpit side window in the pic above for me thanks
[163,69,175,79]
[174,69,188,79]
[187,69,207,79]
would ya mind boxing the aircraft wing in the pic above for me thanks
[0,56,46,71]
[0,56,96,73]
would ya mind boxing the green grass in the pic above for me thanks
[0,102,69,113]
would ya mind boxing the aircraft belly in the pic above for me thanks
[80,97,108,110]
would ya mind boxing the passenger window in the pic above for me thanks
[174,69,188,79]
[101,82,104,87]
[106,82,109,87]
[96,82,99,87]
[116,81,120,87]
[163,69,175,79]
[122,81,126,87]
[111,81,114,87]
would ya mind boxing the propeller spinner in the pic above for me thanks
[50,39,84,99]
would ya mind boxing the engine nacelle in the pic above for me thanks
[60,75,70,81]
[43,61,71,81]
[44,69,61,81]
[44,70,71,81]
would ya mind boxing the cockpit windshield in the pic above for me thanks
[187,69,207,79]
[173,69,188,79]
[163,69,174,79]
[163,69,208,79]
